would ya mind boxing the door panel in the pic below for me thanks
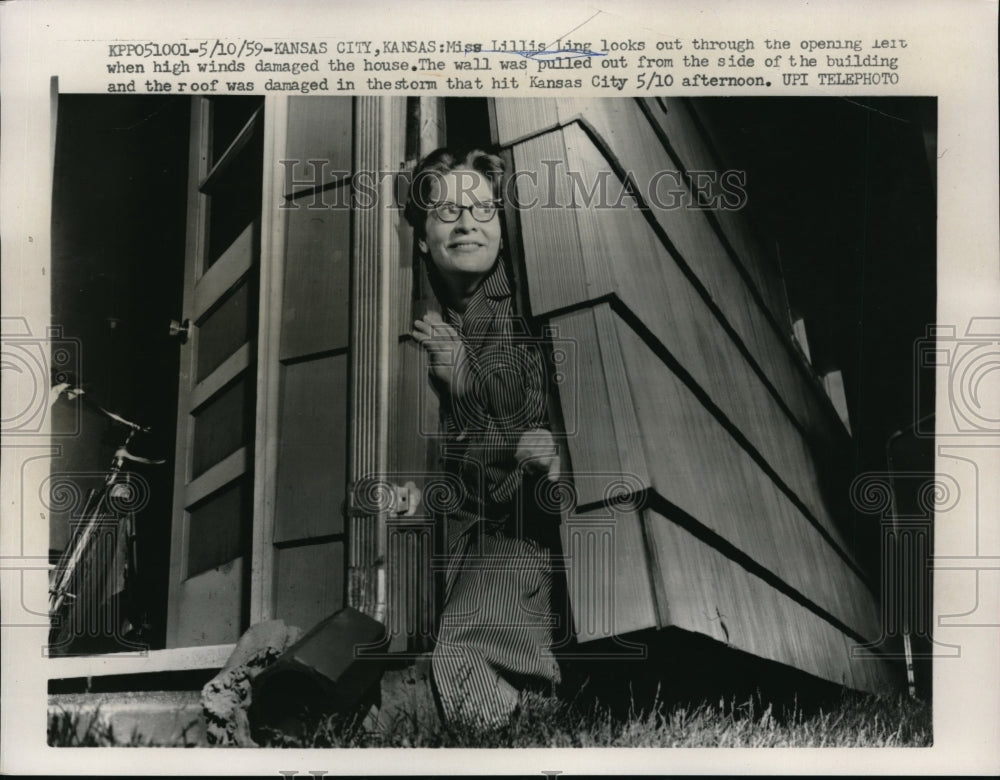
[193,223,255,320]
[191,374,252,478]
[187,477,252,577]
[195,275,255,383]
[204,123,264,269]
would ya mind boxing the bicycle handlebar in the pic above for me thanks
[53,383,152,433]
[100,406,152,433]
[114,445,166,466]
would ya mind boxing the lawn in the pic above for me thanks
[49,688,931,748]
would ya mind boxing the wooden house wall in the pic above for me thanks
[495,98,895,691]
[267,97,353,632]
[169,96,431,642]
[162,96,895,690]
[265,96,424,642]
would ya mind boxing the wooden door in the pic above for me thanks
[166,97,264,648]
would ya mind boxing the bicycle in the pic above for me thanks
[48,382,165,655]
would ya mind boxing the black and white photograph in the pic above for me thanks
[1,1,998,775]
[42,92,936,746]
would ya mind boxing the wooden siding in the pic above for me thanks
[497,98,895,692]
[645,510,889,693]
[274,540,346,634]
[559,506,659,641]
[273,355,348,543]
[279,203,351,360]
[266,97,354,631]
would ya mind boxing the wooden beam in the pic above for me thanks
[189,343,250,413]
[249,95,290,624]
[47,644,235,680]
[184,448,247,508]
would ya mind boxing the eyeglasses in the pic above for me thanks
[429,200,502,223]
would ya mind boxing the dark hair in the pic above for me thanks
[404,147,505,243]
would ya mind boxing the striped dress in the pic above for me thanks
[430,259,561,728]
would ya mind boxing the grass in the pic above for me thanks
[256,688,931,748]
[47,704,201,748]
[47,688,931,748]
[48,705,149,747]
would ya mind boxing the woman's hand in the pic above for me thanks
[412,311,472,399]
[516,428,560,482]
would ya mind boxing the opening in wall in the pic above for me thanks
[49,95,190,653]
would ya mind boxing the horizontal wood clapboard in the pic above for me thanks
[498,98,895,692]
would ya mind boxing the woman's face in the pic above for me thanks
[418,168,501,282]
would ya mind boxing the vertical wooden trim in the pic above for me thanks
[249,96,289,624]
[378,97,407,627]
[348,97,407,621]
[419,97,446,154]
[383,97,407,438]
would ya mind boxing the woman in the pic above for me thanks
[404,147,561,728]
